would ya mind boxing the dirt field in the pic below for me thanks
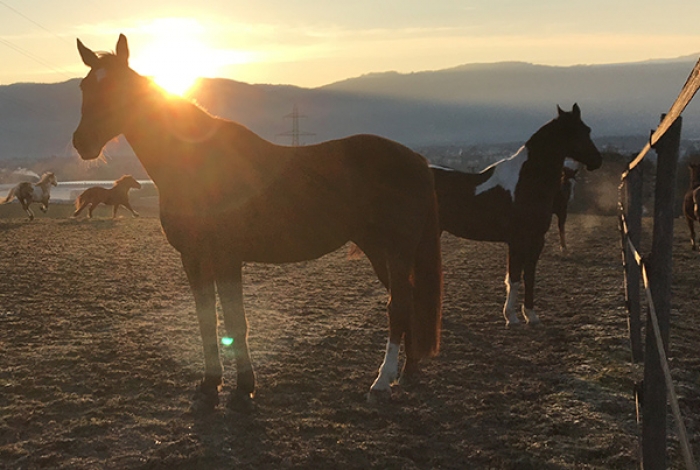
[0,204,698,469]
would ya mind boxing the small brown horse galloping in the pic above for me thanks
[73,35,442,410]
[72,175,142,219]
[683,162,700,250]
[1,172,58,220]
[552,164,579,253]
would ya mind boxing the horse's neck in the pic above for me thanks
[122,84,221,170]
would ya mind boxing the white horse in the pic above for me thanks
[2,172,58,220]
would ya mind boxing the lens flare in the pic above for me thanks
[221,337,234,347]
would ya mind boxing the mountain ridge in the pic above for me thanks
[1,55,699,162]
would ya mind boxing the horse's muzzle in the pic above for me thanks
[72,130,101,161]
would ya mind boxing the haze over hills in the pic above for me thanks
[1,55,699,164]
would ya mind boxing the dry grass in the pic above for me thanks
[0,207,698,469]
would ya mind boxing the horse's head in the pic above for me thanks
[117,175,142,190]
[43,172,58,186]
[553,104,602,171]
[73,34,143,161]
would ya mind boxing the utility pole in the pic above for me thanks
[278,104,315,146]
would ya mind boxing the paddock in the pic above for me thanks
[0,211,698,468]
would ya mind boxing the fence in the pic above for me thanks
[618,57,700,470]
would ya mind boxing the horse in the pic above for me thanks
[432,104,602,327]
[1,172,58,220]
[552,163,579,253]
[73,34,442,410]
[682,162,700,250]
[72,175,142,219]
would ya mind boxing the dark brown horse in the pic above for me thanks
[72,175,142,219]
[683,162,700,250]
[1,172,58,220]
[552,164,579,253]
[73,35,442,410]
[432,104,601,327]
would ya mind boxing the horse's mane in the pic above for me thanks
[38,172,55,184]
[113,175,133,186]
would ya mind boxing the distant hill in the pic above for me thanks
[1,55,699,164]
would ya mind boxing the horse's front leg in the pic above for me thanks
[504,244,524,327]
[557,214,568,253]
[40,199,49,213]
[521,237,545,325]
[21,201,34,220]
[214,258,256,411]
[112,204,120,219]
[181,251,221,412]
[123,202,140,218]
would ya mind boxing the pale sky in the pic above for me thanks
[1,0,699,89]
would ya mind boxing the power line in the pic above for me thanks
[0,0,71,45]
[0,36,73,80]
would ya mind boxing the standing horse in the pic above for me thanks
[1,172,58,220]
[432,104,602,327]
[682,162,700,250]
[552,164,579,253]
[73,35,442,410]
[72,175,142,219]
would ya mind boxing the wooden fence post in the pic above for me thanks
[625,163,643,363]
[643,115,681,470]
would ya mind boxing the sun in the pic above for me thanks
[130,19,221,96]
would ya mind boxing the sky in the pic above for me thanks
[1,0,700,90]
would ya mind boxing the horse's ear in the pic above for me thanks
[77,39,99,68]
[572,103,581,119]
[116,34,129,64]
[557,105,564,117]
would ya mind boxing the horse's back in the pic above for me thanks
[77,186,109,204]
[159,131,436,262]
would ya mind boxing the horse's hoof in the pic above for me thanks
[226,390,255,414]
[366,387,392,404]
[190,390,219,414]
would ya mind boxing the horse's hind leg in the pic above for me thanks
[687,216,697,251]
[181,251,221,411]
[214,258,256,410]
[369,252,413,399]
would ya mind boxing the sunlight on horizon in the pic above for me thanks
[128,18,255,96]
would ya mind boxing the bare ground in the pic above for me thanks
[0,206,699,469]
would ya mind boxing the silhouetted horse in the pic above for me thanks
[72,175,142,219]
[432,104,602,327]
[552,164,579,253]
[683,162,700,250]
[73,35,442,410]
[1,172,58,220]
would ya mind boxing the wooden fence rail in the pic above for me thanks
[618,55,700,470]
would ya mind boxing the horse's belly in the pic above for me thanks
[160,212,351,263]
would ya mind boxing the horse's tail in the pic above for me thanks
[1,186,16,204]
[74,192,84,210]
[411,191,443,359]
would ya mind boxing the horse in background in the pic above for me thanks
[72,175,142,219]
[432,104,602,327]
[683,162,700,250]
[1,172,58,220]
[73,35,442,410]
[552,163,579,253]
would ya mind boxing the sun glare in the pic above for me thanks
[130,18,223,96]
